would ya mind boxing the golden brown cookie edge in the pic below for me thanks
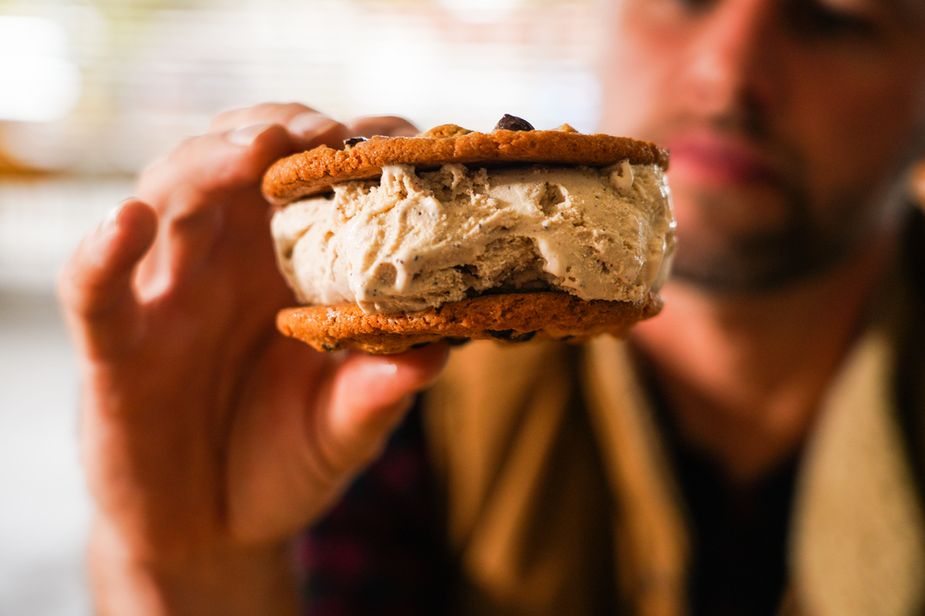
[262,130,670,206]
[276,291,662,355]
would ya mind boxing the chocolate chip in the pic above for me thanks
[494,114,534,132]
[453,264,478,276]
[515,331,538,343]
[486,329,537,343]
[343,136,367,148]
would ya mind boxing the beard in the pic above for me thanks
[668,176,904,294]
[602,84,922,295]
[638,109,913,294]
[671,212,849,294]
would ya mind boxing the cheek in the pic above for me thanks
[784,58,925,217]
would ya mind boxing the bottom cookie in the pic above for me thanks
[276,291,662,355]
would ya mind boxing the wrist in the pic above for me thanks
[88,518,299,616]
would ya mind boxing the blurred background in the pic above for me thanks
[0,0,601,612]
[6,1,925,614]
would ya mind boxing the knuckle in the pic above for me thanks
[56,259,77,305]
[210,102,317,131]
[349,115,418,137]
[136,154,168,189]
[135,134,221,204]
[135,162,167,207]
[137,134,203,187]
[266,101,317,117]
[167,134,208,163]
[210,105,247,129]
[363,114,407,124]
[211,103,285,129]
[135,123,289,212]
[229,124,290,174]
[253,101,317,119]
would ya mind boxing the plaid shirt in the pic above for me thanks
[296,399,448,614]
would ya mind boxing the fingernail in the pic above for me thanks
[227,123,273,146]
[287,112,340,139]
[103,202,126,230]
[364,360,399,379]
[91,203,128,264]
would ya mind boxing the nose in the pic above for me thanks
[683,0,778,119]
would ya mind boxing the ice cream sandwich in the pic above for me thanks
[262,115,675,354]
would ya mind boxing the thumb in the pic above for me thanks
[225,342,449,543]
[320,344,449,473]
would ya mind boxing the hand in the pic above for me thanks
[58,103,445,614]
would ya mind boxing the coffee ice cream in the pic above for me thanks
[272,161,674,314]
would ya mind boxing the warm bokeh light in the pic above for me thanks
[436,0,526,21]
[0,16,81,122]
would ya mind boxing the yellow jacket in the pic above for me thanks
[422,238,925,615]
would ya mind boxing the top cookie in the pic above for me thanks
[261,116,670,207]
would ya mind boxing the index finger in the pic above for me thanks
[347,115,419,138]
[208,102,319,133]
[209,102,351,151]
[136,124,294,219]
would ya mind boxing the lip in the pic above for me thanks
[666,133,781,187]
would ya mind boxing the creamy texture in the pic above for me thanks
[271,162,675,313]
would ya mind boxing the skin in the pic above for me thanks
[602,0,925,290]
[59,0,925,612]
[599,0,925,480]
[59,105,447,614]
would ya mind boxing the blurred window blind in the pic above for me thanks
[0,0,599,290]
[0,0,601,174]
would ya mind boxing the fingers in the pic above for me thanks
[208,102,320,133]
[320,344,450,473]
[284,113,352,151]
[128,103,410,299]
[137,123,292,219]
[138,105,413,221]
[209,102,352,151]
[135,107,351,283]
[347,115,419,138]
[59,200,157,361]
[140,104,414,220]
[210,104,418,146]
[131,125,295,293]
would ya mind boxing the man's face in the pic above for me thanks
[599,0,925,292]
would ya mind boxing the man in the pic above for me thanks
[58,0,925,614]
